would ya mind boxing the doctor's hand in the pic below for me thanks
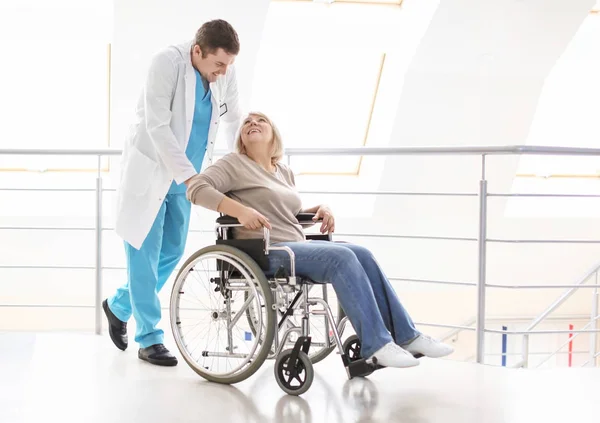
[183,176,195,187]
[313,206,335,234]
[239,207,272,231]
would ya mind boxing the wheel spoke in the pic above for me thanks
[171,246,274,384]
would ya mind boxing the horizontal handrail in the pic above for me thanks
[489,193,600,198]
[486,284,600,289]
[2,262,599,291]
[486,351,589,357]
[2,145,600,156]
[3,187,600,200]
[487,239,600,244]
[0,305,590,326]
[389,277,475,287]
[0,227,96,231]
[486,328,600,335]
[439,317,477,342]
[324,233,477,241]
[0,265,95,270]
[0,188,97,192]
[0,148,122,156]
[3,224,600,245]
[298,190,478,197]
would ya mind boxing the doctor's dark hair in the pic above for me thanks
[194,20,240,57]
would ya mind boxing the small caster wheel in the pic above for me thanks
[343,335,363,363]
[343,335,374,378]
[275,348,314,396]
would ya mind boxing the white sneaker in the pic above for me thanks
[403,334,454,358]
[369,342,420,368]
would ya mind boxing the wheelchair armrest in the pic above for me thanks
[216,215,240,225]
[306,234,332,241]
[296,213,319,227]
[216,213,320,226]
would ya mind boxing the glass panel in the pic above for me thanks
[516,16,600,178]
[249,1,389,174]
[0,1,111,171]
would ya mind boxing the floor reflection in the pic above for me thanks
[2,332,600,423]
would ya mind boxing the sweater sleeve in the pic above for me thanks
[186,154,240,210]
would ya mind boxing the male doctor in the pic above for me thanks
[103,20,242,366]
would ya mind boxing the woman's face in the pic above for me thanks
[240,114,273,151]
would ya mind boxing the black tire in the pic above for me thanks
[274,349,314,396]
[343,335,374,377]
[170,244,276,384]
[343,335,362,363]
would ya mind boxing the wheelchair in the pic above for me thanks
[169,213,387,395]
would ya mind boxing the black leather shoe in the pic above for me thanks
[138,344,178,366]
[102,299,128,351]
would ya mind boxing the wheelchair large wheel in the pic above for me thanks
[170,244,276,385]
[246,284,346,364]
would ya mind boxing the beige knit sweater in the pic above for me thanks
[186,153,305,243]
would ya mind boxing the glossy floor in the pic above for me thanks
[1,331,599,423]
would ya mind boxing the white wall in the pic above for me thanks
[1,0,599,366]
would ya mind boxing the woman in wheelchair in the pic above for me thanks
[185,112,453,369]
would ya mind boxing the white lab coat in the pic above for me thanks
[115,41,242,249]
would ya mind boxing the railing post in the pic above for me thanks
[590,272,599,367]
[476,155,488,364]
[521,334,530,368]
[95,156,103,335]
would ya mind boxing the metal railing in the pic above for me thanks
[2,145,600,366]
[513,264,600,368]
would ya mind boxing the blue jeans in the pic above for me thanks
[266,240,420,358]
[108,193,191,348]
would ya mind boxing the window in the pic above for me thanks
[514,14,600,178]
[248,1,397,175]
[0,1,112,172]
[333,0,403,4]
[278,0,403,4]
[251,50,385,175]
[507,13,600,217]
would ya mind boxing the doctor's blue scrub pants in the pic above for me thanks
[108,68,211,348]
[108,195,191,348]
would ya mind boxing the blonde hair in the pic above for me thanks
[235,112,284,165]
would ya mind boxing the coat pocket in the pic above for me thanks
[122,146,159,195]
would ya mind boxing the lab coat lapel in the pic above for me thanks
[207,80,221,154]
[209,80,220,117]
[184,56,196,148]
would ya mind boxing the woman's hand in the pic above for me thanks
[313,205,335,234]
[238,206,272,230]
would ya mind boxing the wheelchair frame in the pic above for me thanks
[170,213,384,395]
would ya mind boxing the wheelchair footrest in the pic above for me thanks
[346,358,384,378]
